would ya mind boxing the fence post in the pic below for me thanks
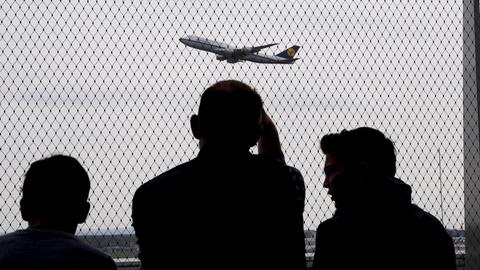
[464,0,480,269]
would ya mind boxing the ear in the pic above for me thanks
[76,201,90,224]
[190,115,201,139]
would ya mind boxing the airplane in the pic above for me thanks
[179,35,300,64]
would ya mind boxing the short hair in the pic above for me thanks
[198,80,263,144]
[22,155,90,219]
[320,127,396,177]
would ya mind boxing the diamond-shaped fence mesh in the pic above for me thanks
[0,0,474,267]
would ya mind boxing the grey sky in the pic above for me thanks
[1,0,464,233]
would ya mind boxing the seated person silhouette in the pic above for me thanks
[312,127,456,270]
[132,80,306,270]
[0,155,117,270]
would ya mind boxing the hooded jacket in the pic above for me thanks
[313,177,456,270]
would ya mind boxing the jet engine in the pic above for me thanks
[216,55,227,61]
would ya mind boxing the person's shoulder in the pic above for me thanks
[317,215,343,230]
[316,215,349,239]
[0,230,24,245]
[0,230,19,239]
[147,158,198,186]
[73,237,114,259]
[253,153,285,166]
[314,217,345,247]
[408,205,456,267]
[252,154,302,175]
[410,204,442,225]
[60,237,116,270]
[0,229,51,246]
[48,234,117,269]
[0,229,116,270]
[286,165,302,175]
[285,165,304,183]
[134,159,198,198]
[409,204,450,236]
[251,154,305,191]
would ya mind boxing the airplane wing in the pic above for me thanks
[234,43,278,54]
[248,43,278,53]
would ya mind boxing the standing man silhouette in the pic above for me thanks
[132,80,306,270]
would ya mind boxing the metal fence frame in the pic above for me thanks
[464,0,480,269]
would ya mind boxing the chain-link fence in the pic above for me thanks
[0,0,473,268]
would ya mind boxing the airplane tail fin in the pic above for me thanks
[276,45,300,59]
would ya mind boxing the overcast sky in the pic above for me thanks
[0,0,465,233]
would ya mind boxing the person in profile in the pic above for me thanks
[312,127,456,270]
[132,80,306,270]
[0,155,117,270]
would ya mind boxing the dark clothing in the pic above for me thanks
[313,177,456,270]
[132,150,306,270]
[0,228,117,270]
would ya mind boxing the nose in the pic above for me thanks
[323,176,330,189]
[179,38,186,44]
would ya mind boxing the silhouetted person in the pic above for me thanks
[0,155,117,270]
[312,127,456,270]
[132,80,306,270]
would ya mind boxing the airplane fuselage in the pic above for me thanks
[180,36,234,54]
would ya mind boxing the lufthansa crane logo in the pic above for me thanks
[287,48,296,57]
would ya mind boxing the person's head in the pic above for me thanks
[191,80,263,151]
[20,155,91,233]
[320,127,396,207]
